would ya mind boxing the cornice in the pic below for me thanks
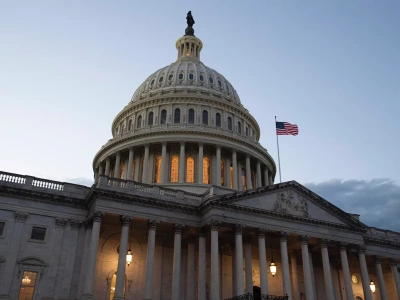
[363,237,400,250]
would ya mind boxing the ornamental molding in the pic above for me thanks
[275,190,309,218]
[55,217,68,228]
[15,211,28,222]
[363,237,400,250]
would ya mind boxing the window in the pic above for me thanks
[220,160,225,186]
[186,156,195,183]
[174,108,180,124]
[237,121,242,134]
[137,115,142,128]
[228,117,232,130]
[188,109,195,124]
[178,73,184,80]
[158,76,164,83]
[30,227,46,241]
[0,221,5,236]
[154,156,161,183]
[218,80,222,87]
[203,157,210,184]
[216,113,221,127]
[209,77,214,84]
[168,74,174,81]
[119,164,125,179]
[128,119,132,130]
[150,79,155,86]
[18,271,38,300]
[199,75,204,82]
[148,112,154,125]
[202,110,208,125]
[160,109,167,124]
[170,155,179,182]
[189,73,194,80]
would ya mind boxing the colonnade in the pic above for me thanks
[79,213,400,300]
[96,142,274,189]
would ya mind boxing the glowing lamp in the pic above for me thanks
[22,276,31,285]
[126,249,132,266]
[370,279,376,294]
[269,260,277,277]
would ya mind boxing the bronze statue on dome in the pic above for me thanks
[185,11,195,36]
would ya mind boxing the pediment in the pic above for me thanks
[219,181,366,230]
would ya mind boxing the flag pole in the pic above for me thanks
[275,116,282,183]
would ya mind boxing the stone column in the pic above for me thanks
[77,221,92,298]
[358,246,373,300]
[114,216,132,300]
[82,211,104,299]
[339,243,354,300]
[280,232,292,299]
[210,221,220,300]
[171,224,184,300]
[186,237,195,300]
[232,150,238,190]
[127,148,134,180]
[198,143,204,184]
[245,155,252,190]
[231,243,236,297]
[290,250,300,300]
[235,224,245,296]
[142,144,150,183]
[308,249,317,300]
[256,161,262,188]
[178,142,186,183]
[225,157,231,188]
[161,142,168,183]
[216,145,221,186]
[114,152,121,179]
[244,236,253,294]
[237,162,243,191]
[300,235,314,300]
[105,158,111,176]
[144,220,159,300]
[198,227,207,300]
[258,229,268,296]
[0,212,28,297]
[391,259,400,300]
[264,168,269,186]
[98,163,104,176]
[320,239,334,300]
[375,256,388,300]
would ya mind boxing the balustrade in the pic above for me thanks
[224,293,289,300]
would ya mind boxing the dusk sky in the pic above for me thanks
[1,1,399,230]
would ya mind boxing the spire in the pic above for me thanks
[185,11,195,36]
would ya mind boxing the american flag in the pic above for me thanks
[276,121,299,136]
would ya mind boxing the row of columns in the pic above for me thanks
[80,215,400,300]
[97,143,274,188]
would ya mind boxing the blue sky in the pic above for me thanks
[1,1,399,229]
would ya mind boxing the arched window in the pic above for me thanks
[228,117,232,130]
[237,121,242,134]
[216,113,221,127]
[160,109,167,124]
[119,164,125,179]
[246,127,249,136]
[188,109,195,124]
[202,110,208,125]
[148,112,154,125]
[170,155,179,182]
[241,166,246,190]
[128,119,132,130]
[186,156,195,182]
[131,160,136,181]
[154,156,161,183]
[174,108,180,124]
[203,157,210,184]
[220,159,225,186]
[137,115,142,128]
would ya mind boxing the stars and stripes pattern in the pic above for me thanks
[276,121,299,136]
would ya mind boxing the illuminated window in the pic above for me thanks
[137,115,142,128]
[131,161,136,181]
[216,113,221,127]
[160,110,167,124]
[203,157,210,184]
[220,159,225,186]
[241,166,246,190]
[140,159,144,182]
[228,117,232,130]
[230,166,233,188]
[170,155,179,182]
[202,110,208,125]
[119,164,125,179]
[154,156,161,183]
[188,109,195,124]
[109,273,126,300]
[186,156,195,182]
[174,108,180,124]
[238,122,242,134]
[18,271,37,300]
[148,112,154,125]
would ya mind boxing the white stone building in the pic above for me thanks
[0,13,399,300]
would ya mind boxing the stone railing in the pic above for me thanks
[0,172,26,184]
[224,294,289,300]
[100,176,203,204]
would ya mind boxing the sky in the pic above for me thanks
[1,1,399,230]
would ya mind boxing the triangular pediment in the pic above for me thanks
[216,181,366,230]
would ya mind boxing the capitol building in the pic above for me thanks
[0,12,399,300]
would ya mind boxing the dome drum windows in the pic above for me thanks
[202,110,209,125]
[137,115,143,129]
[215,113,221,127]
[208,77,214,85]
[188,108,195,124]
[188,73,194,81]
[148,112,154,126]
[178,72,184,81]
[160,109,167,124]
[199,74,205,83]
[227,117,233,131]
[168,73,174,82]
[237,121,242,134]
[174,108,181,124]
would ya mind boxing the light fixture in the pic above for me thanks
[111,286,116,291]
[269,236,277,277]
[22,276,31,285]
[370,279,376,294]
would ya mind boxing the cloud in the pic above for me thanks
[67,177,94,187]
[305,179,400,231]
